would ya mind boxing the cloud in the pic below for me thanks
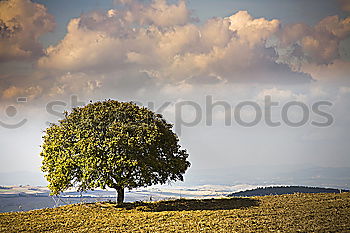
[38,18,125,73]
[47,72,103,98]
[2,85,42,100]
[276,14,350,83]
[37,2,310,94]
[257,87,298,101]
[6,0,350,102]
[300,59,350,83]
[228,11,280,46]
[0,0,55,62]
[278,15,350,65]
[122,0,193,27]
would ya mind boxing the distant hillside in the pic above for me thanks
[228,186,349,197]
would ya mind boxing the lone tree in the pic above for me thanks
[40,100,190,204]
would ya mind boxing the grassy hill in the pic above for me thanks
[1,193,349,232]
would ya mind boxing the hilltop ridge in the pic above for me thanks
[228,185,349,197]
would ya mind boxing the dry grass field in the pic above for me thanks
[1,192,349,232]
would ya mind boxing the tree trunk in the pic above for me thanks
[116,187,124,205]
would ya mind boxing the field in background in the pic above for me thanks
[0,184,257,213]
[1,193,349,232]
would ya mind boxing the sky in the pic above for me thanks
[0,0,350,187]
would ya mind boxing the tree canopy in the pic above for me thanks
[40,100,190,203]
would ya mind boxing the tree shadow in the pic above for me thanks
[108,197,259,212]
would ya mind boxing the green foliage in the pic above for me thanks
[40,100,190,196]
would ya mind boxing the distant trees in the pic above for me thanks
[40,100,190,204]
[228,186,348,197]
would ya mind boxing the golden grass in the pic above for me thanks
[1,193,350,232]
